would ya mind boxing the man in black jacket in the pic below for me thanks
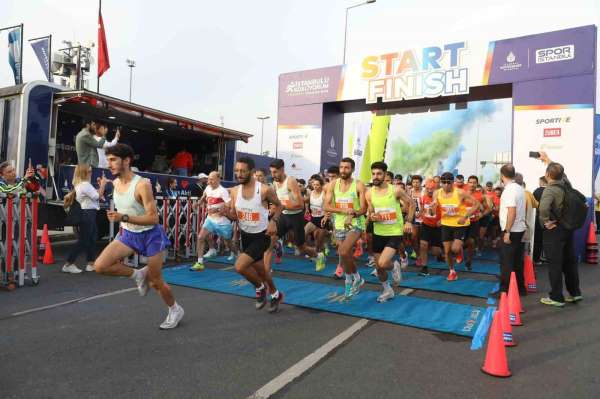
[532,176,547,264]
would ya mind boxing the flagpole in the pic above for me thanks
[19,24,23,85]
[97,0,101,93]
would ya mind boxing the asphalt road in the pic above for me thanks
[1,240,599,399]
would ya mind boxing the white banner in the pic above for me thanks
[277,126,322,179]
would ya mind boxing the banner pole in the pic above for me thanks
[97,0,101,93]
[48,34,52,82]
[19,24,23,85]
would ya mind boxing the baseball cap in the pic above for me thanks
[197,172,208,179]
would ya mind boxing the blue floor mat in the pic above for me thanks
[163,266,487,337]
[424,260,499,275]
[206,256,497,298]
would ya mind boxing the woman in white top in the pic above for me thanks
[304,175,330,265]
[63,164,107,273]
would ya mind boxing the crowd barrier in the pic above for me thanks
[0,193,40,289]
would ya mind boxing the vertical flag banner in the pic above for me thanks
[8,28,22,84]
[30,37,51,81]
[98,10,110,78]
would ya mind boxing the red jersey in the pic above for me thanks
[465,190,483,221]
[421,193,441,227]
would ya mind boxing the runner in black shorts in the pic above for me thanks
[419,179,443,276]
[303,174,329,271]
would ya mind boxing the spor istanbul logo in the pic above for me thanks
[326,137,338,157]
[499,51,523,72]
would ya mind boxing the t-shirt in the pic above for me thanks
[76,181,100,210]
[499,182,526,233]
[205,185,231,224]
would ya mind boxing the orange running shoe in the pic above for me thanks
[447,270,458,281]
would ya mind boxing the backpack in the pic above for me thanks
[557,183,588,230]
[63,191,83,226]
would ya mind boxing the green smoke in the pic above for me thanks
[388,130,460,176]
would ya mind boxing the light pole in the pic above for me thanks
[257,116,270,155]
[126,58,136,102]
[343,0,376,65]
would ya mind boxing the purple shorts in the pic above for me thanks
[117,225,171,257]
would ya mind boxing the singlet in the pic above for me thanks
[370,185,403,236]
[465,191,483,222]
[275,176,302,215]
[411,189,423,223]
[310,190,325,218]
[333,178,365,231]
[235,181,269,234]
[437,188,470,227]
[421,193,441,227]
[113,174,153,233]
[205,185,231,224]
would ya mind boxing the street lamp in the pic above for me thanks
[343,0,376,65]
[257,116,270,155]
[126,58,136,102]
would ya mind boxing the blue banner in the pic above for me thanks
[30,37,51,81]
[8,28,22,85]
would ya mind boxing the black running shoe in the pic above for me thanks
[419,266,430,277]
[268,291,284,313]
[255,287,267,310]
[465,260,472,271]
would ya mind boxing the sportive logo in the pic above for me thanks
[499,51,523,72]
[536,117,571,124]
[285,76,330,97]
[543,128,561,137]
[536,45,574,64]
[326,136,338,158]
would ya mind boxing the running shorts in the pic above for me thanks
[441,225,468,242]
[420,224,441,247]
[372,234,403,254]
[277,212,306,246]
[240,230,270,262]
[203,218,233,240]
[467,220,480,240]
[117,225,171,257]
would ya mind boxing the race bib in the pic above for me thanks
[336,198,354,210]
[442,204,458,216]
[375,207,397,225]
[237,209,260,222]
[311,205,324,217]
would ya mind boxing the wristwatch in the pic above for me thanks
[122,214,130,223]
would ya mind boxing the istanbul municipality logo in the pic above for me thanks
[499,51,522,72]
[326,137,338,157]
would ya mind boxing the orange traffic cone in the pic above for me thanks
[42,226,54,265]
[499,292,516,347]
[523,254,537,292]
[481,310,512,378]
[508,272,523,326]
[41,224,49,245]
[588,222,597,245]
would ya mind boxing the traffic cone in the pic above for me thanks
[588,222,597,245]
[481,310,512,378]
[586,223,598,264]
[508,272,523,326]
[42,226,54,265]
[41,224,49,244]
[499,292,516,347]
[523,254,537,292]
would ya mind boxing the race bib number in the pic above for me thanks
[311,205,324,217]
[336,198,354,210]
[237,210,259,222]
[375,207,397,224]
[442,204,458,216]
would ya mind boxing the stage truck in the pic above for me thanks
[0,80,251,237]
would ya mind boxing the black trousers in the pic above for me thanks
[499,231,525,294]
[542,225,581,302]
[533,223,544,262]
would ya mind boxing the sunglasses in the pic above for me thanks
[441,180,453,184]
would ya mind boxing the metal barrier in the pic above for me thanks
[0,193,40,289]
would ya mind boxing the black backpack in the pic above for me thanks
[557,183,588,230]
[64,197,83,226]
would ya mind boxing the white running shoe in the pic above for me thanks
[85,264,95,272]
[62,264,82,274]
[294,248,301,256]
[159,304,184,330]
[392,263,402,285]
[135,266,149,297]
[226,252,236,261]
[205,248,218,258]
[400,254,409,269]
[377,286,395,303]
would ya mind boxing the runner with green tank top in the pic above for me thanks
[323,158,367,299]
[366,162,415,302]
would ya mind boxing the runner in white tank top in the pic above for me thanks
[230,157,285,313]
[303,175,330,270]
[94,143,184,330]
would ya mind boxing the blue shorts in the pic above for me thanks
[117,225,171,257]
[203,218,233,240]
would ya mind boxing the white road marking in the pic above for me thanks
[221,266,235,271]
[79,287,137,302]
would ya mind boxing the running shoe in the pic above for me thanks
[370,268,378,277]
[324,245,330,257]
[135,266,149,296]
[465,260,472,271]
[565,295,583,303]
[415,258,422,267]
[400,254,409,269]
[315,253,326,272]
[227,252,237,261]
[287,242,294,249]
[367,256,376,268]
[61,264,82,274]
[205,248,218,258]
[190,260,205,271]
[540,297,565,307]
[351,277,365,296]
[256,286,267,310]
[410,250,417,259]
[268,291,284,313]
[447,270,458,281]
[85,264,95,272]
[344,281,353,299]
[294,248,301,256]
[334,264,344,279]
[419,266,430,277]
[159,304,184,330]
[377,286,395,303]
[456,248,464,264]
[353,243,363,259]
[392,263,402,285]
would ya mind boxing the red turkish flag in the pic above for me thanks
[98,11,110,77]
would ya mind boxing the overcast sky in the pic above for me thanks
[1,0,599,156]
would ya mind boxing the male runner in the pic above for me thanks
[323,166,343,278]
[229,157,284,312]
[268,159,326,270]
[323,157,367,298]
[367,162,415,302]
[410,175,424,264]
[454,174,466,191]
[95,144,183,330]
[429,172,480,281]
[465,176,492,264]
[419,179,443,276]
[190,171,237,271]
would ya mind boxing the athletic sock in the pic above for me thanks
[197,256,203,263]
[352,272,361,281]
[345,274,352,284]
[271,290,279,299]
[257,283,265,291]
[169,302,179,311]
[130,269,140,280]
[382,280,391,290]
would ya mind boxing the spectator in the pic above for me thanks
[75,121,106,167]
[533,176,547,264]
[498,164,527,295]
[393,174,403,186]
[62,164,108,274]
[538,152,582,307]
[190,172,208,197]
[171,146,193,176]
[95,124,120,168]
[165,178,178,198]
[0,161,36,194]
[515,173,539,250]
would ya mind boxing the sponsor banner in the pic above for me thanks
[8,28,22,85]
[30,37,52,81]
[277,126,322,179]
[513,104,594,197]
[279,66,344,107]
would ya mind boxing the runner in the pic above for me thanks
[254,169,268,184]
[418,179,443,276]
[429,172,481,281]
[323,157,368,298]
[454,174,466,191]
[410,175,424,264]
[304,174,330,271]
[366,162,415,302]
[229,156,285,313]
[269,159,326,270]
[463,175,488,270]
[190,171,237,271]
[324,166,343,279]
[94,143,183,330]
